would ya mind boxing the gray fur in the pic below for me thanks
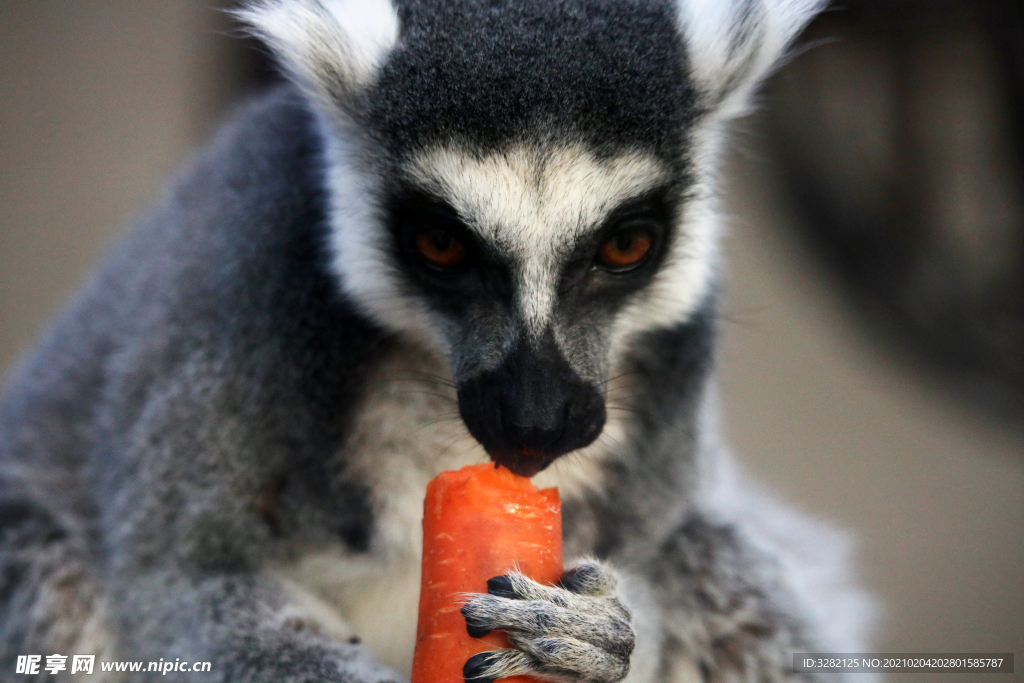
[0,1,872,683]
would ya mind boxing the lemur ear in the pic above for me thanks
[678,0,824,118]
[236,0,399,119]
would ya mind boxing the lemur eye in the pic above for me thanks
[415,228,467,269]
[598,229,653,271]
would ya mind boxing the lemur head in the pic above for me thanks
[240,0,822,476]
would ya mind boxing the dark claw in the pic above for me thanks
[464,652,499,683]
[558,564,600,594]
[486,575,518,599]
[460,604,492,638]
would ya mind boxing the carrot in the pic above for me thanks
[411,463,562,683]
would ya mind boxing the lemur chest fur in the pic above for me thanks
[272,341,619,676]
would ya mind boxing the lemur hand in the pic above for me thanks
[460,561,635,683]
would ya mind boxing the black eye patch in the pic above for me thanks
[384,186,515,307]
[387,188,479,274]
[560,187,674,290]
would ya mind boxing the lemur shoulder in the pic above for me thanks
[0,0,873,681]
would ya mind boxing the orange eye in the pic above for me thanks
[598,231,652,270]
[415,229,467,269]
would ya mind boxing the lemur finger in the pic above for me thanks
[462,573,552,638]
[463,650,549,683]
[464,649,576,683]
[507,633,631,683]
[461,602,492,638]
[487,566,620,604]
[487,562,618,603]
[461,593,633,652]
[557,561,617,597]
[486,572,554,601]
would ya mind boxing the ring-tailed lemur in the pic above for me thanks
[0,0,873,681]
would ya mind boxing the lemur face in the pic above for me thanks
[240,0,821,474]
[381,145,680,475]
[337,0,706,476]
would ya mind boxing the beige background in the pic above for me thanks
[1,2,1021,680]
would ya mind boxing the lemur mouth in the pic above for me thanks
[487,449,557,478]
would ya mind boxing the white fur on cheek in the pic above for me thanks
[323,131,451,354]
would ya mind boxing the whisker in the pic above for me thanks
[606,406,688,437]
[436,431,482,463]
[598,370,642,388]
[383,369,457,388]
[593,426,631,456]
[407,414,465,437]
[384,389,460,405]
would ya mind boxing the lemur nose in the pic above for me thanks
[456,334,607,477]
[501,403,567,454]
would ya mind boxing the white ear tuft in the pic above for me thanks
[678,0,824,118]
[236,0,399,114]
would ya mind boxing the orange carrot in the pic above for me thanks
[411,463,562,683]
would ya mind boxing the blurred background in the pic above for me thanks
[0,1,1021,680]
